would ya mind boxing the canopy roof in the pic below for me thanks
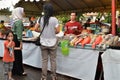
[0,0,120,16]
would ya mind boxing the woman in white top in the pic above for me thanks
[35,3,60,80]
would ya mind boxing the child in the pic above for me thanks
[3,30,15,80]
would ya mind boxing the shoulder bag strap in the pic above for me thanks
[38,16,45,37]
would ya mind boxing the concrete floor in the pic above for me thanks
[0,58,80,80]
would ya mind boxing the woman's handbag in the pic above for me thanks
[35,25,45,46]
[35,36,41,46]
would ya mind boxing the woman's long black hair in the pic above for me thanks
[43,3,54,27]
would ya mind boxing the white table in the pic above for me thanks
[0,40,4,57]
[102,49,120,80]
[0,39,99,80]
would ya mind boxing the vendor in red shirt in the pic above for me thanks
[64,12,82,35]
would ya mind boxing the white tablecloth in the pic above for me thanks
[0,40,99,80]
[102,49,120,80]
[0,40,4,57]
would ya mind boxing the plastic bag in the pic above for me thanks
[60,40,69,56]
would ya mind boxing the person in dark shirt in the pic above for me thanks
[84,18,91,29]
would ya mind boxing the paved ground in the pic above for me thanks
[0,58,80,80]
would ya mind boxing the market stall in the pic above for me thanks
[0,39,99,80]
[0,0,119,80]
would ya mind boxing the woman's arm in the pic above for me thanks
[34,23,40,32]
[14,41,23,50]
[55,24,60,34]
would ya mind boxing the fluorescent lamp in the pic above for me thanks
[25,0,28,1]
[36,0,40,2]
[30,0,34,2]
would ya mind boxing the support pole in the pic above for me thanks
[112,0,116,35]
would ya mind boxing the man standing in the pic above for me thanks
[64,12,82,35]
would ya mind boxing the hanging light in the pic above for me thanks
[25,0,28,1]
[41,12,44,15]
[30,0,34,2]
[24,0,47,2]
[36,0,40,2]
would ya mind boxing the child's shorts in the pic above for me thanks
[3,62,13,74]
